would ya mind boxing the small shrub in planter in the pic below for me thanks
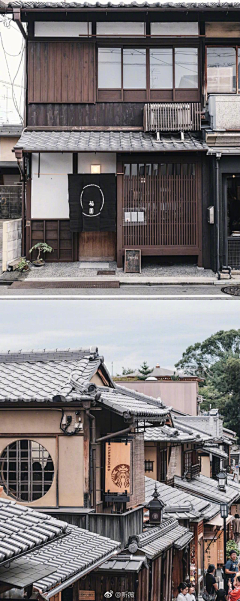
[17,258,30,272]
[29,243,53,266]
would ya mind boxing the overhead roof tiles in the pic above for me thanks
[14,131,208,154]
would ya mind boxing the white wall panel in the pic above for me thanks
[78,153,116,174]
[151,22,199,36]
[31,153,72,219]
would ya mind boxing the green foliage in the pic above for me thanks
[122,367,135,375]
[175,330,240,442]
[17,258,30,272]
[138,361,153,381]
[226,540,239,558]
[29,243,53,261]
[175,329,240,378]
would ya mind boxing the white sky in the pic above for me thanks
[0,299,239,375]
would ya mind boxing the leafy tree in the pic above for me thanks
[121,367,135,375]
[175,330,240,442]
[138,361,153,380]
[175,329,240,379]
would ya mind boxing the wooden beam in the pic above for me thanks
[13,10,27,39]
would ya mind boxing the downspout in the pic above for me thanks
[86,410,96,509]
[215,153,221,277]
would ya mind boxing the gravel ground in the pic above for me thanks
[22,261,216,280]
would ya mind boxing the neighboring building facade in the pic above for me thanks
[0,348,193,601]
[2,1,240,270]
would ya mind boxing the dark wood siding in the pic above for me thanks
[28,42,96,104]
[30,219,74,261]
[27,102,144,127]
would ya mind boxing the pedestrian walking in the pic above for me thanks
[186,582,196,601]
[177,583,188,601]
[228,574,240,601]
[224,551,238,593]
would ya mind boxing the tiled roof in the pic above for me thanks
[144,423,197,442]
[25,524,120,596]
[0,497,67,564]
[202,445,228,459]
[0,349,101,402]
[132,517,193,559]
[70,374,171,419]
[98,555,145,573]
[174,474,240,504]
[145,477,219,521]
[14,130,208,154]
[7,1,240,10]
[0,125,22,137]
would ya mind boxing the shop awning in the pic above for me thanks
[14,130,208,154]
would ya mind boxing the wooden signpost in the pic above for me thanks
[79,592,95,600]
[124,250,141,273]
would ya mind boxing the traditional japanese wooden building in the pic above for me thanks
[2,0,240,271]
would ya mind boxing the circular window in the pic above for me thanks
[0,440,54,502]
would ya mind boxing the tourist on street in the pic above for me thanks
[206,564,218,596]
[228,574,240,601]
[177,583,188,600]
[216,590,227,601]
[224,551,238,592]
[186,582,196,601]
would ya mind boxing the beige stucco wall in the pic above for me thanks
[118,380,198,415]
[0,137,19,162]
[0,409,84,507]
[144,443,157,480]
[200,455,211,478]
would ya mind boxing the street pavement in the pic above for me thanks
[0,284,238,297]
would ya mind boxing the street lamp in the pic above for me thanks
[220,503,229,566]
[145,483,165,526]
[217,472,227,491]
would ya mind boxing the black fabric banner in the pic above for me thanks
[68,174,116,233]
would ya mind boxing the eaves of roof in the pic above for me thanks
[6,1,240,10]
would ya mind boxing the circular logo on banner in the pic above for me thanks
[80,184,104,218]
[111,463,130,489]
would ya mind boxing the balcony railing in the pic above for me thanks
[144,102,201,133]
[0,186,22,219]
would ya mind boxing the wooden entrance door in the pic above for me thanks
[79,232,116,261]
[117,158,202,266]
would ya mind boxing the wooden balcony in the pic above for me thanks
[143,102,201,133]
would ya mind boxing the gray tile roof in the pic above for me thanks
[174,474,240,504]
[132,517,193,559]
[98,555,145,573]
[7,1,240,10]
[14,130,208,154]
[145,477,219,521]
[0,349,101,402]
[25,523,120,596]
[0,125,22,137]
[202,445,228,460]
[0,497,67,564]
[144,423,197,443]
[70,374,171,420]
[0,558,56,588]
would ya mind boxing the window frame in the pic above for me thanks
[206,45,240,95]
[97,43,200,102]
[0,439,54,503]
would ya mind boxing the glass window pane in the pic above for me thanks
[98,48,121,89]
[207,47,236,93]
[123,49,146,89]
[175,48,198,88]
[151,22,198,36]
[150,49,173,89]
[97,22,145,36]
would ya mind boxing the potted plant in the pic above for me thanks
[29,242,53,266]
[17,258,30,272]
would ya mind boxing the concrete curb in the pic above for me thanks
[22,275,240,286]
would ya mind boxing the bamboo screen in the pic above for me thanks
[123,163,198,248]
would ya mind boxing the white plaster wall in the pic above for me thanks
[35,21,91,36]
[208,94,240,130]
[31,153,72,219]
[78,153,116,174]
[3,174,20,185]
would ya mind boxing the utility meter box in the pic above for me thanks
[207,206,214,224]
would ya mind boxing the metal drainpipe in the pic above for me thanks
[86,410,96,509]
[215,154,221,277]
[95,425,134,443]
